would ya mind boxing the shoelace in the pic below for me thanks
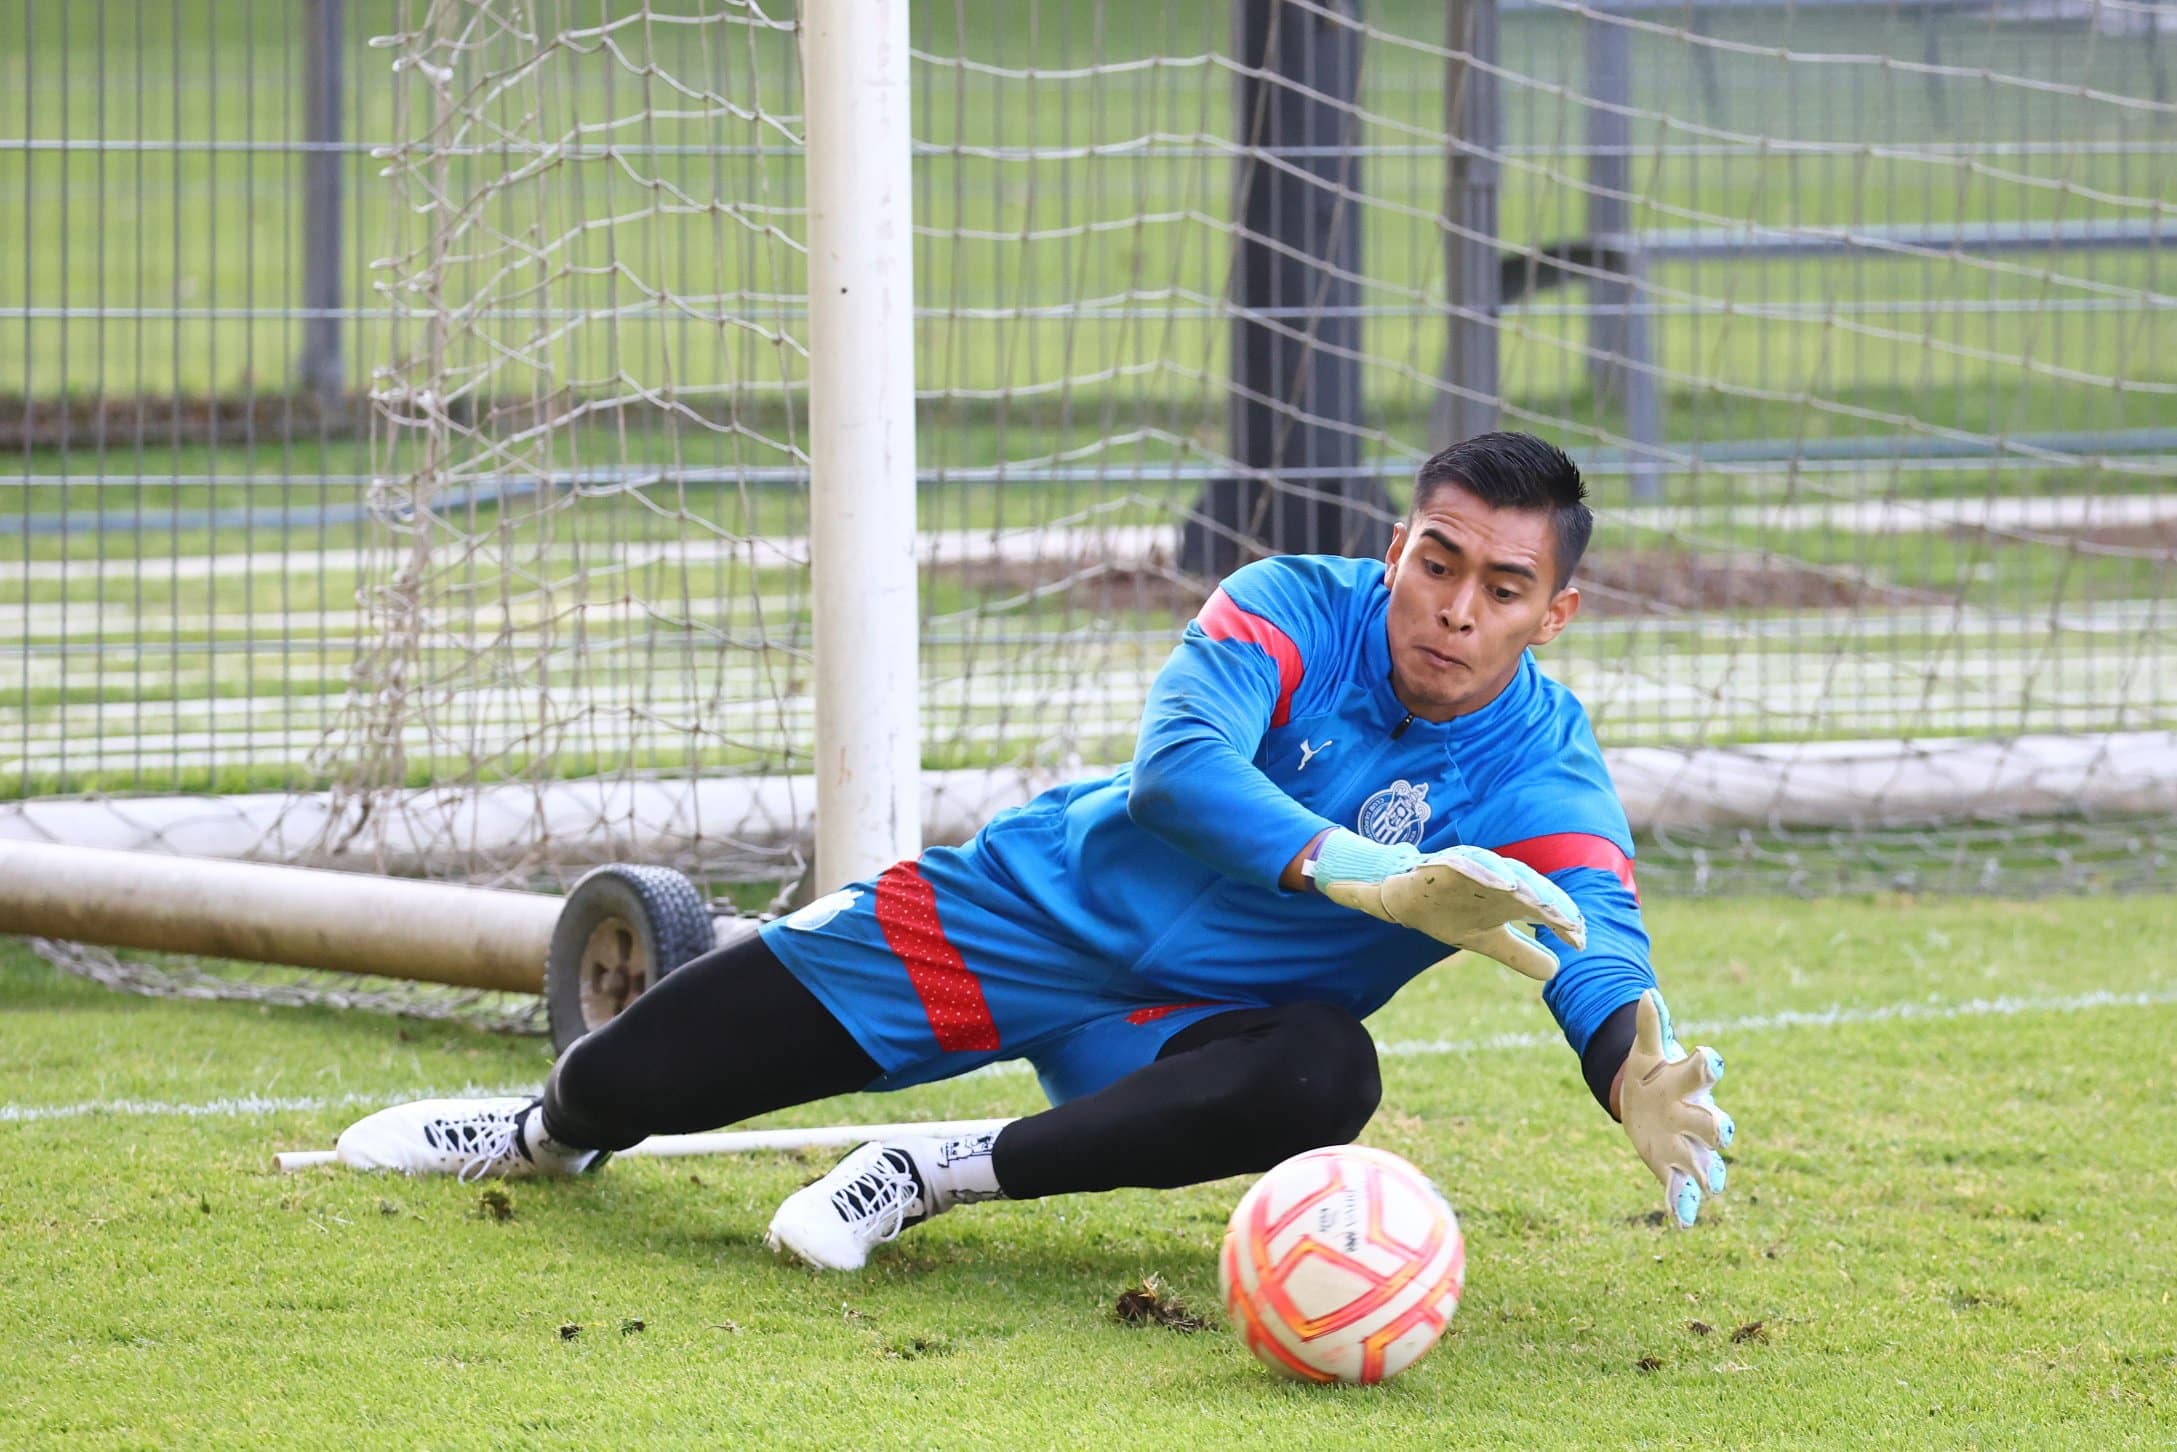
[420,1109,526,1184]
[828,1150,925,1245]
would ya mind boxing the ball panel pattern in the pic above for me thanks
[1219,1146,1465,1385]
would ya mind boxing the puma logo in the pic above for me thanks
[1298,738,1333,771]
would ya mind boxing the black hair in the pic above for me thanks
[1410,431,1592,589]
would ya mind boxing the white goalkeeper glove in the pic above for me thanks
[1303,828,1586,982]
[1619,989,1734,1228]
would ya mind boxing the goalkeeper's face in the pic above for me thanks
[1381,490,1581,720]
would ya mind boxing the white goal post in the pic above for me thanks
[804,0,922,890]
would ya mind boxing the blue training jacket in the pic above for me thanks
[914,552,1654,1057]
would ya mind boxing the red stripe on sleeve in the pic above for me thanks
[873,863,1001,1052]
[1492,832,1641,905]
[1196,587,1304,727]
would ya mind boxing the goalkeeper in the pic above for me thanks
[342,431,1735,1270]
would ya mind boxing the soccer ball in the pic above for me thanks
[1219,1144,1466,1385]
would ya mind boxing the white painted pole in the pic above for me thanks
[0,839,557,994]
[803,0,921,890]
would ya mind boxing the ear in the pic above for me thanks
[1530,584,1581,646]
[1383,519,1409,586]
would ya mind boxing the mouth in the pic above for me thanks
[1417,645,1468,672]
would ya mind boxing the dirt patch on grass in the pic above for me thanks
[1113,1274,1209,1333]
[955,560,1210,618]
[1,392,368,449]
[951,545,1968,618]
[1992,520,2177,556]
[1576,549,1947,615]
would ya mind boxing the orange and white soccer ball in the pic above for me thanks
[1219,1144,1466,1385]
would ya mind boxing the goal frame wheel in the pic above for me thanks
[546,865,716,1054]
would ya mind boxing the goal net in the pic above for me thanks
[4,0,2171,1024]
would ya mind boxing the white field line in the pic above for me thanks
[0,731,1139,773]
[0,525,1150,587]
[0,604,2132,662]
[0,593,809,640]
[4,594,2168,650]
[1372,985,2177,1058]
[6,633,2171,725]
[0,1083,546,1125]
[1585,599,2172,642]
[7,985,2173,1126]
[4,490,2171,586]
[5,641,2167,725]
[7,600,2173,653]
[6,651,2168,749]
[7,704,2172,777]
[1,549,376,585]
[1623,493,2177,538]
[4,692,2165,770]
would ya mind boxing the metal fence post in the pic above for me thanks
[1434,0,1500,448]
[1179,0,1387,576]
[299,0,344,406]
[1585,1,1631,406]
[1621,244,1661,499]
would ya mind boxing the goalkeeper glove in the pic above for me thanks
[1303,828,1586,982]
[1619,989,1734,1228]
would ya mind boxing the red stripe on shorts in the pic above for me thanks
[873,862,1001,1052]
[1197,588,1304,727]
[1492,832,1641,904]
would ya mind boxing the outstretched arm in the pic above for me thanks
[1126,579,1338,888]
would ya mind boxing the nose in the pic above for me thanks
[1438,579,1478,634]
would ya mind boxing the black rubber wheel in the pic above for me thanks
[546,865,715,1055]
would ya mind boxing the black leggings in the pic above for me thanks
[542,932,1383,1199]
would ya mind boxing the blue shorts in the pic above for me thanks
[760,860,1247,1106]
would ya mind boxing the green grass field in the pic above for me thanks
[5,891,2174,1446]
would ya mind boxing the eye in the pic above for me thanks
[1493,587,1520,602]
[1424,559,1448,577]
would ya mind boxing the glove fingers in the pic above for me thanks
[1455,848,1589,946]
[1652,1048,1722,1104]
[1382,863,1530,948]
[1666,1094,1732,1152]
[1505,864,1587,946]
[1395,857,1587,946]
[1382,861,1501,925]
[1662,1138,1724,1220]
[1438,846,1513,892]
[1458,921,1561,983]
[1664,1166,1704,1228]
[1537,902,1586,950]
[1687,1136,1728,1197]
[1504,873,1587,947]
[1629,992,1730,1228]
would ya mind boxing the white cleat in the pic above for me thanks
[765,1142,935,1271]
[335,1097,605,1181]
